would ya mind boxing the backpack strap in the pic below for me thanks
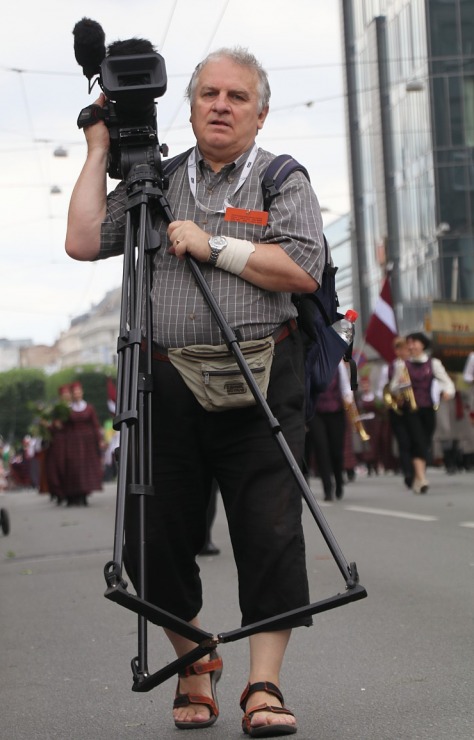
[311,236,338,324]
[261,154,310,211]
[161,147,194,189]
[161,150,310,207]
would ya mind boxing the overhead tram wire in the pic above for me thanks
[2,53,472,79]
[10,67,59,262]
[155,0,179,51]
[160,0,232,140]
[1,65,451,160]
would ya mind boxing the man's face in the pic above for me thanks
[189,58,268,165]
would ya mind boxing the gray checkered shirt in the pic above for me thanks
[100,145,324,347]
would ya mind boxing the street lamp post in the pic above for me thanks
[341,0,369,327]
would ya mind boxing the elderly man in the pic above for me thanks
[66,46,324,736]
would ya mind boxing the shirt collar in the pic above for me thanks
[195,143,256,173]
[410,352,429,363]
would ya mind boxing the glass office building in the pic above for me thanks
[341,0,474,333]
[324,214,354,313]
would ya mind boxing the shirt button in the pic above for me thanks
[189,313,196,320]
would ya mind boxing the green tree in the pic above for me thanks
[0,365,117,445]
[0,368,46,444]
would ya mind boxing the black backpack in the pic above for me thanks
[161,150,356,416]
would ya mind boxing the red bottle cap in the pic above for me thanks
[345,309,358,322]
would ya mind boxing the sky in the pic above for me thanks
[0,0,349,346]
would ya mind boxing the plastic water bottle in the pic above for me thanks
[331,309,358,344]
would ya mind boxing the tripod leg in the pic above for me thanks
[134,216,158,678]
[107,203,154,678]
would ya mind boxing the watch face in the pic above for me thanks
[210,236,227,249]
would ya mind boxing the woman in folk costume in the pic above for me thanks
[64,381,103,506]
[385,336,417,488]
[402,333,455,494]
[44,383,72,504]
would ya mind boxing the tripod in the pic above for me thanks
[104,160,367,692]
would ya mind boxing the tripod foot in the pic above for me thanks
[104,560,128,589]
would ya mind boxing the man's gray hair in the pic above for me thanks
[185,47,271,113]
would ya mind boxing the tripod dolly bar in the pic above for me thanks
[103,162,367,693]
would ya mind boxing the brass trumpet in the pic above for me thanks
[383,384,400,413]
[344,399,371,441]
[384,363,417,414]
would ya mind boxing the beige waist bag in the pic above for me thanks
[168,337,275,412]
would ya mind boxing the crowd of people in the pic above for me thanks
[304,333,473,500]
[2,381,106,505]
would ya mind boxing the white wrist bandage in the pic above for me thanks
[216,237,255,275]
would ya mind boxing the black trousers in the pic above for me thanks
[395,406,436,462]
[124,331,311,629]
[306,410,345,496]
[389,410,414,480]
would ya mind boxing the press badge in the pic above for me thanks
[224,207,269,226]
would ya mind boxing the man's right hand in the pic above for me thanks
[83,93,110,153]
[65,92,109,262]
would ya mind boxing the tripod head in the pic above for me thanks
[73,18,169,181]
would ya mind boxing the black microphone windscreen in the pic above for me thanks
[73,17,106,80]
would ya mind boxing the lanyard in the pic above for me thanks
[187,143,258,214]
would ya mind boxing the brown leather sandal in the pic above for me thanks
[240,681,297,737]
[173,649,223,730]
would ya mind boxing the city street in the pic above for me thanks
[1,467,473,740]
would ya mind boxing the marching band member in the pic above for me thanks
[305,361,353,501]
[403,333,455,493]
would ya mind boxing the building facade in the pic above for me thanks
[0,338,33,372]
[325,213,355,313]
[56,288,121,369]
[2,289,122,373]
[341,0,474,335]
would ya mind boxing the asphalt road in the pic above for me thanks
[1,466,473,740]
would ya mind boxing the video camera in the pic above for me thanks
[73,18,168,180]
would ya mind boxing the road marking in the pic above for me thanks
[344,506,438,522]
[3,548,111,564]
[459,522,474,528]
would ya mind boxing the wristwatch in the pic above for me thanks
[208,235,228,266]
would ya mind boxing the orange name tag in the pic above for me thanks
[224,207,269,226]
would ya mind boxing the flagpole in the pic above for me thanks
[354,337,368,368]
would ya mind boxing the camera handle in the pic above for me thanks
[104,162,367,693]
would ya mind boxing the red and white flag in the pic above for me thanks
[106,376,117,414]
[365,276,398,362]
